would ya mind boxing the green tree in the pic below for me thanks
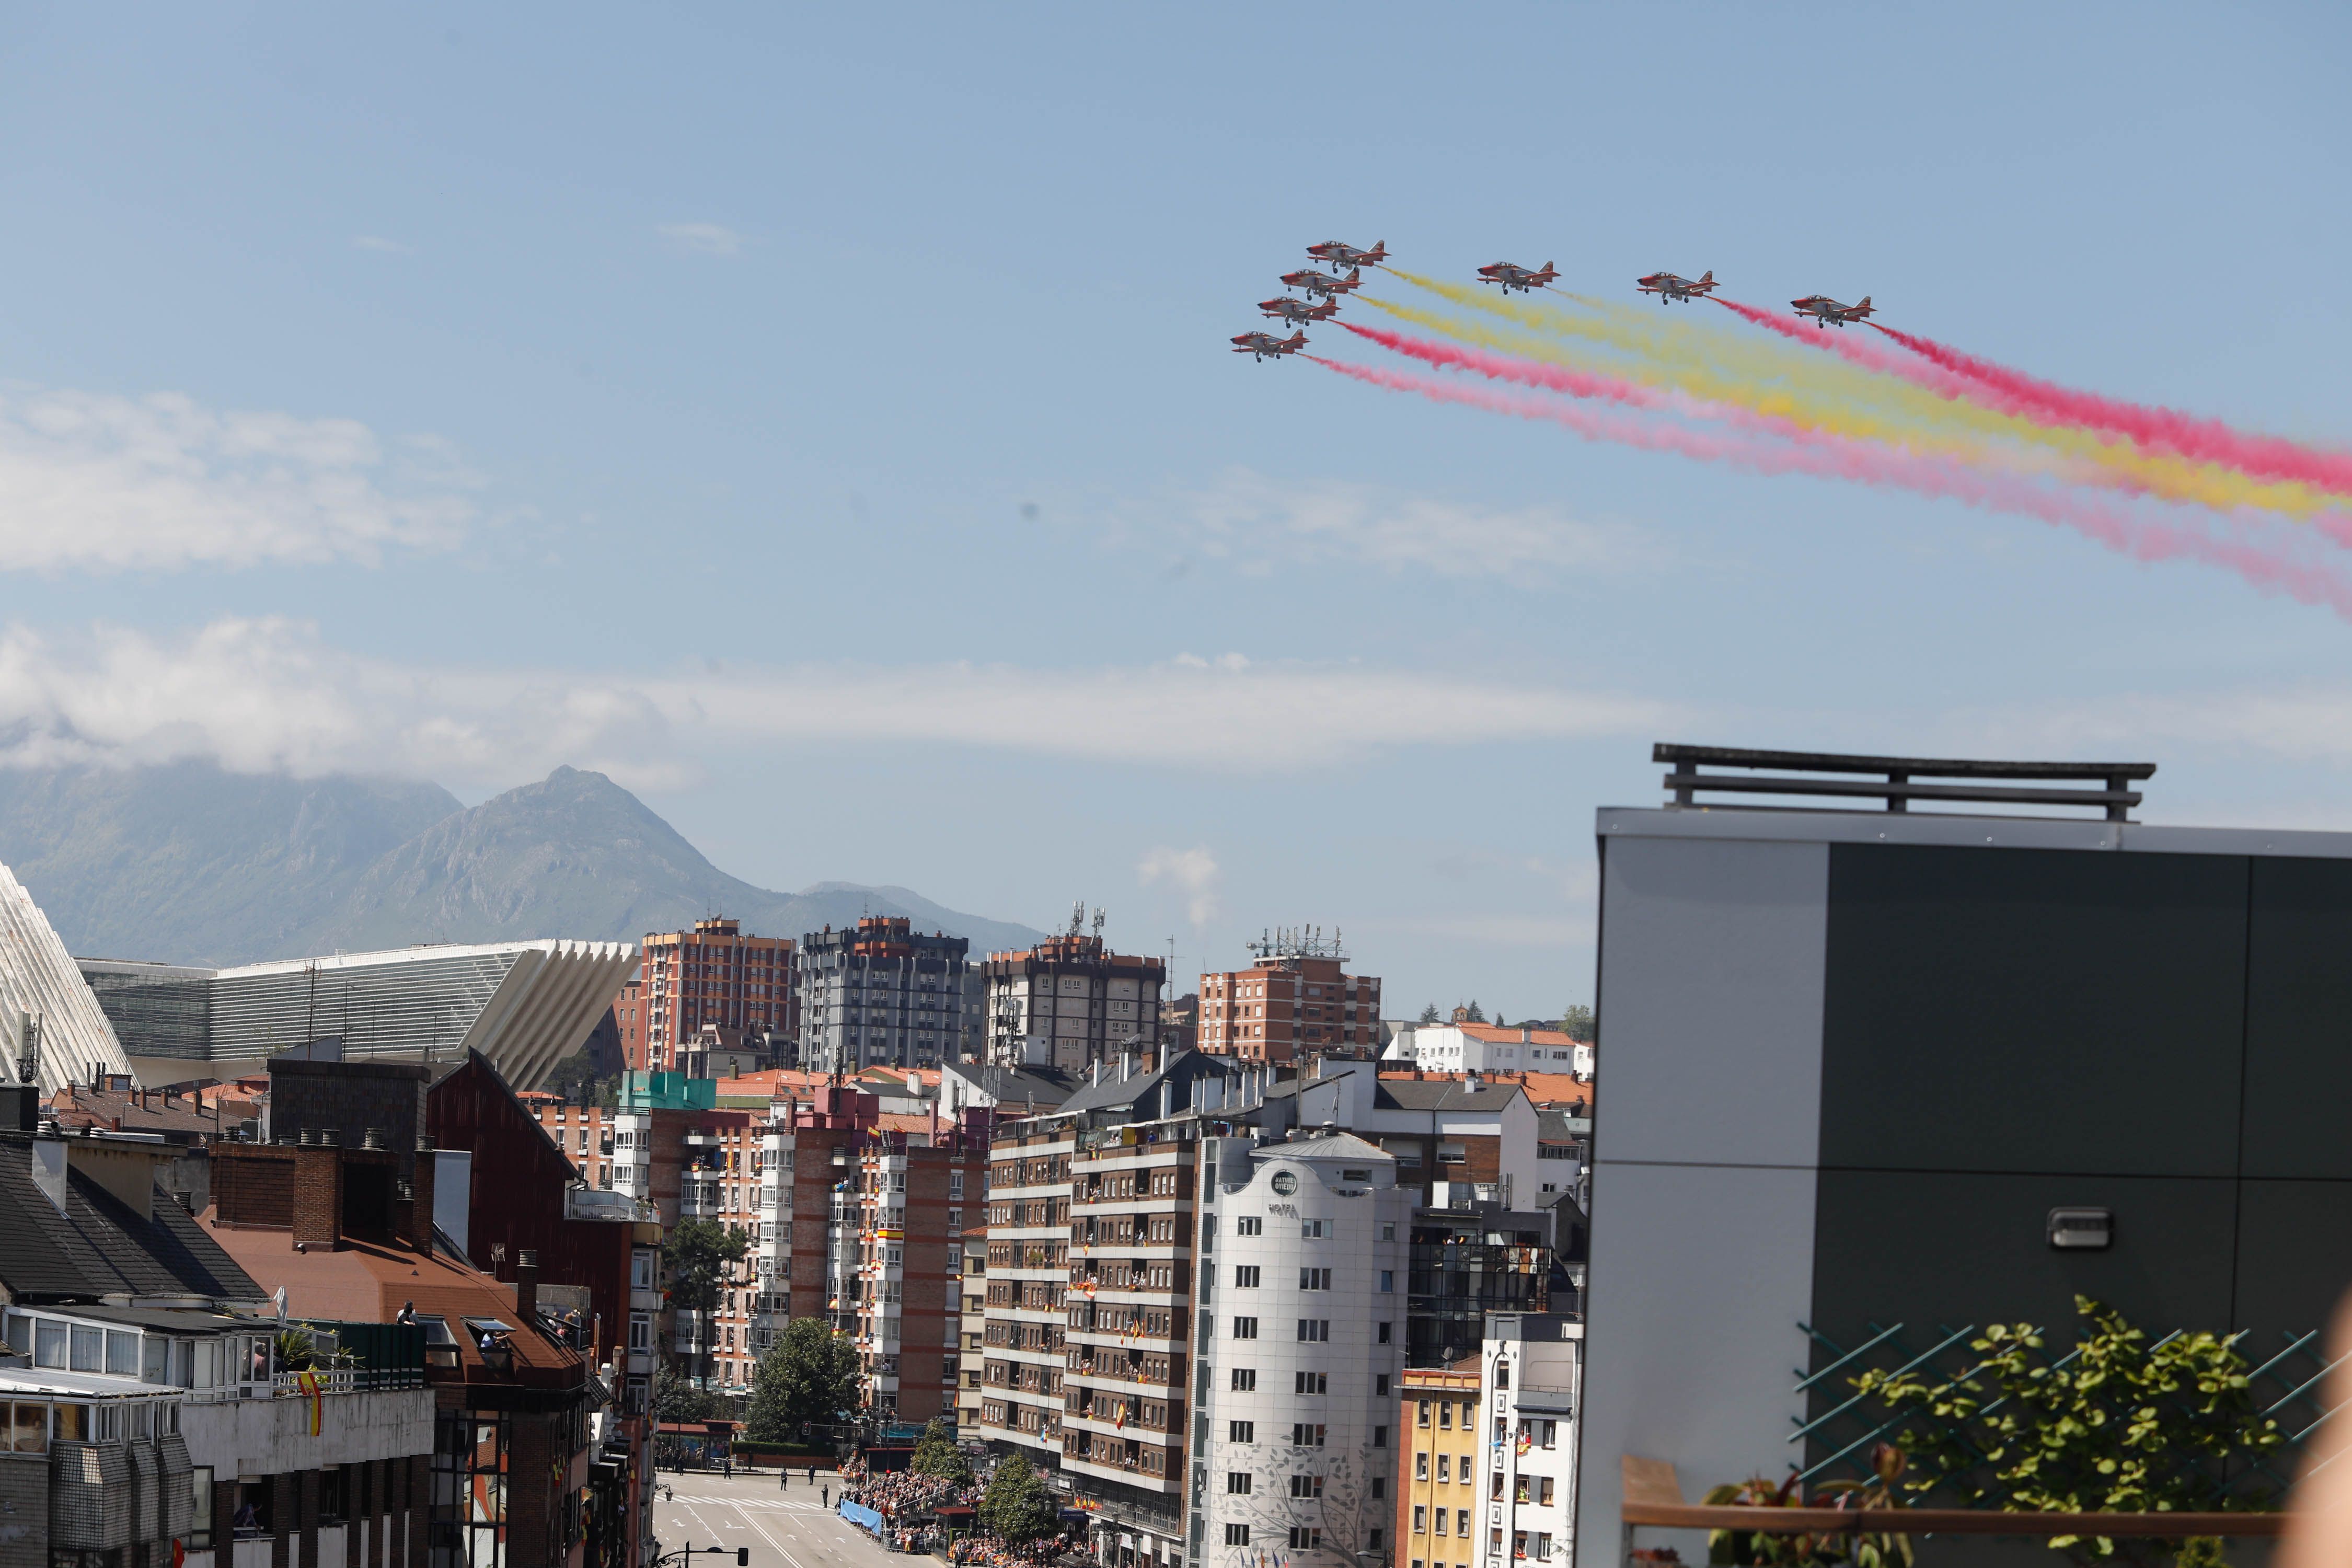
[912,1416,971,1482]
[1857,1296,2280,1568]
[652,1361,727,1424]
[1416,1004,1442,1025]
[664,1217,748,1382]
[744,1317,863,1444]
[980,1454,1058,1546]
[1557,1004,1596,1044]
[1461,999,1485,1023]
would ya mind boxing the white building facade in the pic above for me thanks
[1191,1134,1413,1568]
[1478,1315,1582,1568]
[1385,1024,1590,1078]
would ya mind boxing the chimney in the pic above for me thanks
[515,1249,539,1327]
[405,1136,439,1256]
[292,1143,344,1250]
[1521,1024,1533,1044]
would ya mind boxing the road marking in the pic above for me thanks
[729,1498,811,1568]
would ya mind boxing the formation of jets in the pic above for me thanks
[1635,269,1717,304]
[1230,240,1388,361]
[1790,293,1876,327]
[1476,259,1559,295]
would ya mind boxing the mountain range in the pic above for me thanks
[0,762,1047,966]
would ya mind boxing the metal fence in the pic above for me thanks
[1792,1318,2345,1500]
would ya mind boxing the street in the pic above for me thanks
[653,1472,907,1568]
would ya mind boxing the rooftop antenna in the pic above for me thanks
[1068,900,1086,939]
[1091,907,1105,942]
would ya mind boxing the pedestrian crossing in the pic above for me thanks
[668,1498,835,1512]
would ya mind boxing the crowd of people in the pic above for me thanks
[947,1532,1085,1568]
[837,1459,984,1519]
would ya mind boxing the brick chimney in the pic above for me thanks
[291,1140,343,1250]
[514,1249,539,1327]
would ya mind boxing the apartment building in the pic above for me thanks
[954,1225,988,1434]
[1479,1315,1581,1568]
[1191,1132,1413,1568]
[519,1092,624,1189]
[1398,1362,1483,1568]
[980,1123,1074,1459]
[981,925,1166,1073]
[796,917,982,1073]
[1062,1119,1197,1561]
[619,918,795,1074]
[1273,1062,1542,1210]
[1198,932,1381,1064]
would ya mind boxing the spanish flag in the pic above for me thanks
[297,1369,322,1437]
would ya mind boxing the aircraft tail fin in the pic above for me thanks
[1699,270,1713,284]
[1347,267,1361,280]
[1858,295,1872,309]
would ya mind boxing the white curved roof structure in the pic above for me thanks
[0,863,133,1092]
[81,939,637,1092]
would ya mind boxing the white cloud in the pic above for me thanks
[1123,468,1663,579]
[1137,846,1223,927]
[656,222,745,258]
[0,619,1677,790]
[351,235,414,254]
[0,389,477,571]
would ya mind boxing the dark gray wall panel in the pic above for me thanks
[2245,858,2352,1180]
[1821,845,2247,1177]
[1807,1169,2241,1398]
[2234,1179,2352,1336]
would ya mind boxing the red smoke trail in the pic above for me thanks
[1340,320,1682,412]
[1710,296,1955,382]
[1869,321,2352,498]
[1307,354,2352,620]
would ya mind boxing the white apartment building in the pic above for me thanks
[1192,1133,1414,1568]
[982,925,1166,1073]
[754,1120,797,1356]
[795,917,983,1072]
[1478,1316,1582,1568]
[1385,1024,1592,1079]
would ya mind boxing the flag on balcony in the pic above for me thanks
[297,1369,322,1436]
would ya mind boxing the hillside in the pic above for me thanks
[0,762,1044,965]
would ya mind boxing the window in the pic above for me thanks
[1342,1168,1370,1181]
[1296,1320,1329,1342]
[1378,1322,1393,1344]
[1532,1535,1553,1561]
[1290,1423,1325,1447]
[1232,1317,1259,1340]
[1514,1532,1529,1561]
[190,1467,213,1548]
[1438,1402,1452,1429]
[1417,1400,1431,1428]
[1538,1478,1557,1505]
[1435,1509,1449,1538]
[1492,1472,1505,1500]
[1295,1370,1327,1394]
[1227,1473,1252,1494]
[1225,1526,1250,1547]
[1413,1511,1427,1537]
[1370,1529,1385,1551]
[1436,1455,1450,1483]
[1494,1361,1511,1390]
[1228,1421,1254,1443]
[1233,1266,1260,1288]
[1299,1268,1331,1291]
[1380,1271,1395,1293]
[1230,1369,1256,1391]
[1381,1223,1397,1241]
[1288,1529,1322,1551]
[1373,1478,1387,1501]
[1377,1374,1391,1396]
[1301,1219,1327,1238]
[1540,1419,1558,1449]
[70,1325,101,1372]
[1237,1217,1263,1237]
[1373,1423,1388,1448]
[34,1321,65,1368]
[1416,1454,1429,1481]
[1290,1475,1323,1499]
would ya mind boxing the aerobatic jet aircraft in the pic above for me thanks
[1231,330,1308,361]
[1259,296,1340,327]
[1636,269,1717,304]
[1306,239,1388,270]
[1477,260,1558,294]
[1278,266,1365,301]
[1790,294,1876,327]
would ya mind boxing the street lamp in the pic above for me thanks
[656,1546,749,1568]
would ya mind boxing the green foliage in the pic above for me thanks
[1417,1004,1442,1025]
[1703,1445,1912,1568]
[272,1327,318,1372]
[1558,1004,1596,1043]
[744,1318,862,1443]
[1854,1296,2279,1567]
[980,1454,1058,1545]
[664,1218,749,1315]
[652,1362,728,1424]
[912,1416,971,1482]
[1461,1000,1485,1023]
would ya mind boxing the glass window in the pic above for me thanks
[144,1336,170,1383]
[10,1402,46,1453]
[193,1340,219,1388]
[191,1466,214,1548]
[34,1321,65,1369]
[70,1325,102,1372]
[106,1331,138,1375]
[52,1404,86,1442]
[2,1312,28,1353]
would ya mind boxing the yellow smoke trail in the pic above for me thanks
[1381,271,2335,519]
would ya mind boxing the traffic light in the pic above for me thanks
[736,1552,748,1566]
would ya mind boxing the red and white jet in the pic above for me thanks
[1259,296,1340,327]
[1278,266,1365,301]
[1477,260,1558,294]
[1231,330,1308,362]
[1306,239,1388,270]
[1790,293,1876,328]
[1636,269,1717,304]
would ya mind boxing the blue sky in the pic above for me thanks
[2,2,2349,1018]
